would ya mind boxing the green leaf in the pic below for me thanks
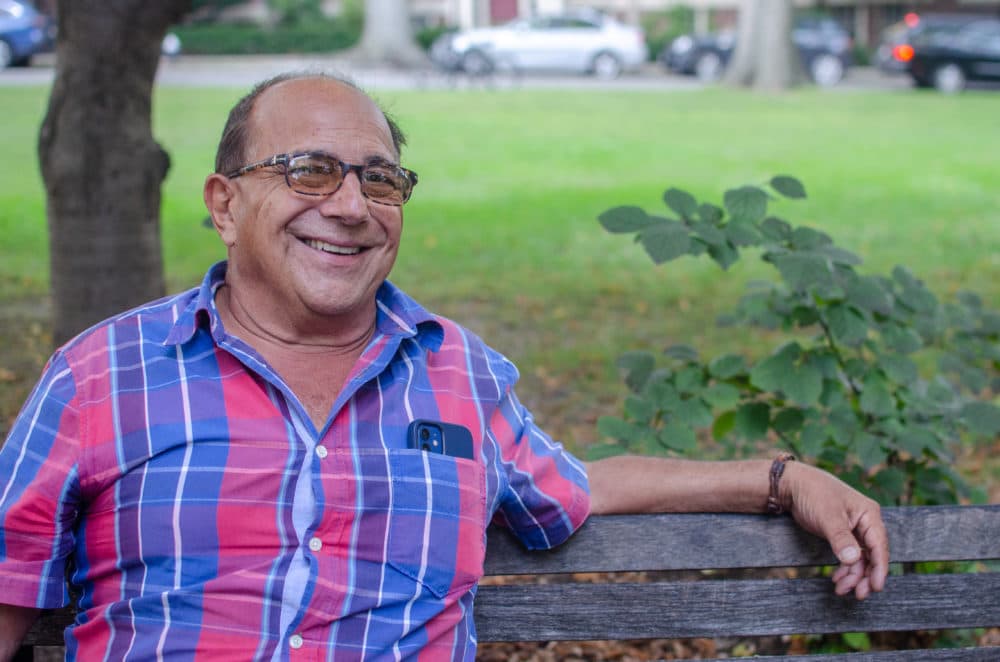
[691,220,726,247]
[586,443,628,460]
[659,422,697,452]
[616,351,656,393]
[597,416,642,443]
[883,325,924,354]
[870,467,906,505]
[674,365,705,394]
[842,632,871,652]
[894,426,943,457]
[855,432,888,469]
[770,175,807,200]
[725,218,763,247]
[624,395,655,424]
[712,410,737,441]
[826,304,869,347]
[790,226,833,249]
[723,186,769,223]
[698,203,724,225]
[769,253,833,292]
[961,401,1000,436]
[818,245,863,266]
[664,344,699,362]
[663,188,698,219]
[598,206,654,233]
[860,374,895,417]
[846,276,894,316]
[735,402,770,440]
[708,241,740,270]
[893,266,938,314]
[708,354,747,379]
[704,383,741,410]
[673,398,714,428]
[879,354,918,385]
[799,422,829,457]
[759,216,792,241]
[773,408,806,434]
[640,222,691,264]
[750,342,823,405]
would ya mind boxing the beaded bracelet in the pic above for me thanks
[766,452,796,515]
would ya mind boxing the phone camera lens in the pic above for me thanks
[420,427,430,441]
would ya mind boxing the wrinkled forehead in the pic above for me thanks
[247,77,397,162]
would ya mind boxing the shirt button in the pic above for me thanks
[289,634,304,649]
[315,445,328,459]
[308,537,323,552]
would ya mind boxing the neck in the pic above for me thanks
[216,284,377,355]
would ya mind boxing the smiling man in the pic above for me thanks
[0,73,888,661]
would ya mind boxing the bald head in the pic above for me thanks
[214,72,407,175]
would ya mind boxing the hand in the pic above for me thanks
[781,462,889,600]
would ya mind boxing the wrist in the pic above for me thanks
[766,453,796,515]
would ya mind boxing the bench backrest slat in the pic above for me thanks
[483,505,1000,575]
[474,572,1000,641]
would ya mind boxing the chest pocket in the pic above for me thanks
[385,449,487,598]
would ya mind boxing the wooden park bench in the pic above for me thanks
[21,504,1000,660]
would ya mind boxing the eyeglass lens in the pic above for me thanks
[286,154,411,205]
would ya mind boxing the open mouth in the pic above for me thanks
[303,238,362,256]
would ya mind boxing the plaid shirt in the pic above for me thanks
[0,262,591,661]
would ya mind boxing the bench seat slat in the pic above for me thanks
[484,506,1000,575]
[699,649,1000,662]
[474,573,1000,642]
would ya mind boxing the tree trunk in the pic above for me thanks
[38,0,190,345]
[723,0,804,91]
[351,0,429,68]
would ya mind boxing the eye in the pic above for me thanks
[287,156,338,187]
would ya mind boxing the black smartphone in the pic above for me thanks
[406,420,475,460]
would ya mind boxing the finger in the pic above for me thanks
[857,512,890,592]
[827,527,862,567]
[853,575,872,600]
[834,561,864,596]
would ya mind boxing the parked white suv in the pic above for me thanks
[430,10,648,79]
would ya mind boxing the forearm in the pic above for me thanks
[584,455,780,515]
[0,603,40,662]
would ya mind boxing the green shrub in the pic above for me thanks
[595,177,1000,507]
[171,20,359,55]
[641,6,695,61]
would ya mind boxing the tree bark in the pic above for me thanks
[723,0,804,91]
[38,0,190,345]
[350,0,429,68]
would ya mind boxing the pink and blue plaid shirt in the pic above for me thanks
[0,262,591,661]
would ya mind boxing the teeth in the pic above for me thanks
[305,239,360,255]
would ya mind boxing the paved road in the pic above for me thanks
[0,53,915,92]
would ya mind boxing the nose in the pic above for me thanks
[316,170,368,223]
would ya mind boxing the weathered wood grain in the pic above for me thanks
[474,573,1000,641]
[484,505,1000,575]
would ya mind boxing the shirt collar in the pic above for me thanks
[163,261,444,351]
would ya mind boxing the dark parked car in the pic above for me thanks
[901,16,1000,92]
[875,12,990,75]
[0,0,52,70]
[660,17,853,87]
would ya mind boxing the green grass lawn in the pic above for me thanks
[2,83,999,449]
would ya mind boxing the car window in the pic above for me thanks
[956,22,1000,54]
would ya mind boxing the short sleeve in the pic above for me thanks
[0,351,82,609]
[488,388,590,550]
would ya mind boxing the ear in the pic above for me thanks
[204,173,239,248]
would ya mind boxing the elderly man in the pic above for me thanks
[0,73,887,661]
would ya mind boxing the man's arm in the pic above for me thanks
[584,455,888,600]
[0,603,41,662]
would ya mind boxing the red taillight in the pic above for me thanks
[893,44,915,62]
[904,12,920,28]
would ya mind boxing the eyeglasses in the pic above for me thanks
[225,151,418,206]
